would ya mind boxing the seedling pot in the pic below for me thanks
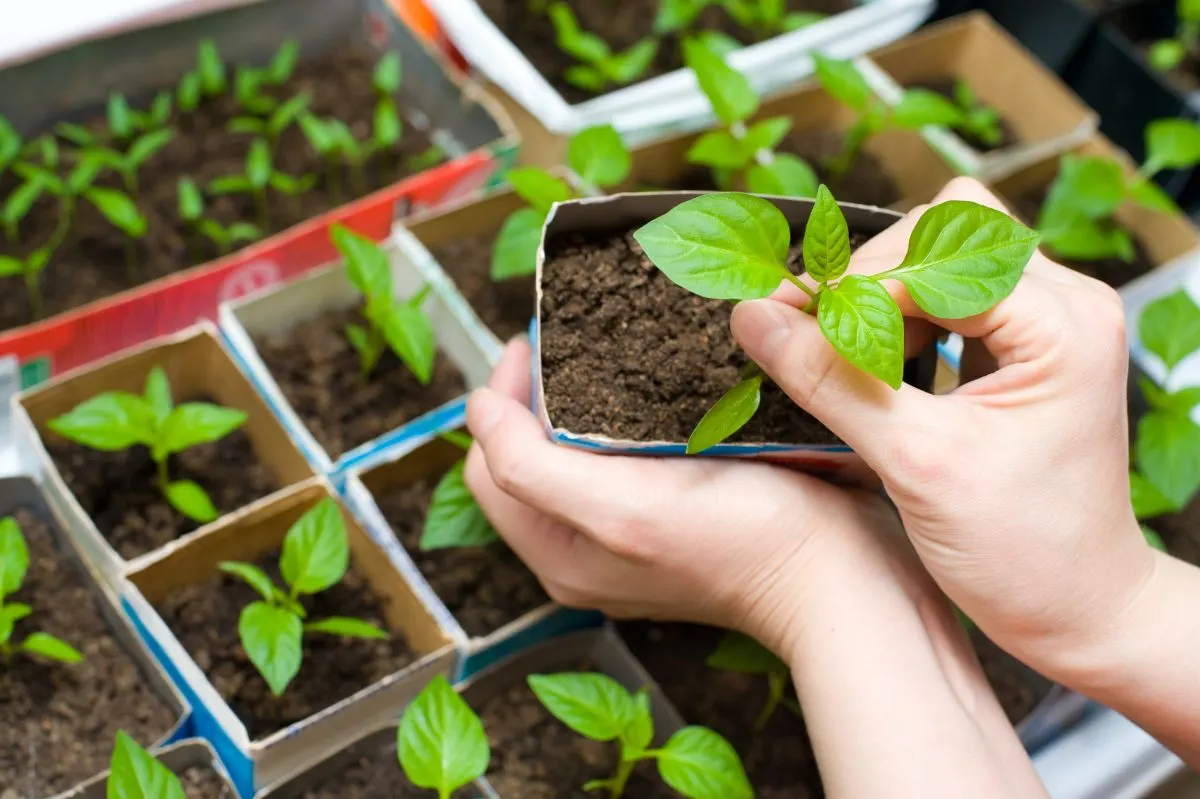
[55,739,237,799]
[12,322,315,585]
[928,0,1097,73]
[121,478,458,796]
[218,229,495,479]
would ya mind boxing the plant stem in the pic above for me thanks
[157,458,170,493]
[124,168,139,198]
[609,758,635,799]
[25,271,44,320]
[255,188,271,232]
[47,196,75,252]
[755,671,789,732]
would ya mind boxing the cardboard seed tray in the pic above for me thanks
[53,739,237,799]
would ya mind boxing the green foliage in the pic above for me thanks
[706,632,798,730]
[636,188,1038,450]
[530,671,752,798]
[0,516,83,665]
[549,2,659,91]
[48,366,247,523]
[0,116,22,178]
[228,92,311,143]
[1149,0,1200,72]
[421,433,499,551]
[106,731,186,799]
[397,675,490,799]
[197,39,228,98]
[220,497,387,696]
[210,138,315,230]
[655,0,824,37]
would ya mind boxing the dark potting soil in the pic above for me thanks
[180,766,238,798]
[376,476,548,638]
[300,734,480,799]
[154,553,416,740]
[908,79,1019,153]
[0,509,176,796]
[46,400,279,560]
[253,306,467,458]
[0,42,440,331]
[1147,496,1200,567]
[430,229,535,342]
[477,0,855,104]
[969,628,1055,726]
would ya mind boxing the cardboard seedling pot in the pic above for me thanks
[927,0,1097,73]
[0,0,518,391]
[218,229,496,480]
[120,478,458,796]
[861,12,1097,180]
[341,432,605,681]
[54,740,237,799]
[12,322,315,586]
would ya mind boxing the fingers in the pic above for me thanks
[487,335,533,400]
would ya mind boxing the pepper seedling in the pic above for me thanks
[948,79,1003,149]
[397,674,491,798]
[105,92,174,145]
[530,672,753,799]
[106,731,186,798]
[0,116,21,180]
[1150,0,1200,72]
[706,632,798,731]
[549,2,659,92]
[219,497,388,696]
[178,177,262,258]
[0,248,55,320]
[635,187,1039,452]
[0,516,84,665]
[177,38,227,113]
[209,138,315,231]
[48,365,248,523]
[227,92,311,150]
[421,432,499,551]
[656,0,824,38]
[83,127,176,196]
[491,123,633,281]
[232,40,301,116]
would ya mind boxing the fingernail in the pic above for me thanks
[732,300,793,360]
[467,388,504,439]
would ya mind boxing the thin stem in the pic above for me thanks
[255,188,271,233]
[124,168,139,198]
[755,671,788,732]
[439,788,450,799]
[784,272,818,301]
[25,270,44,320]
[47,196,74,252]
[157,458,170,493]
[609,758,635,799]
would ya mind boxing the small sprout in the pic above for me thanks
[421,433,499,551]
[0,115,22,178]
[406,144,446,173]
[48,366,247,523]
[0,247,54,320]
[300,113,344,203]
[178,70,203,113]
[398,675,490,798]
[374,51,402,95]
[23,134,59,168]
[55,122,95,148]
[85,186,149,278]
[2,173,45,243]
[198,39,228,97]
[210,138,312,231]
[549,2,658,91]
[635,187,1039,451]
[707,632,798,731]
[219,497,388,696]
[108,94,135,142]
[177,177,261,258]
[85,127,176,195]
[265,40,301,86]
[713,0,826,37]
[950,79,1003,148]
[1149,0,1200,71]
[530,671,753,799]
[235,67,278,116]
[106,731,185,799]
[0,516,83,665]
[228,92,311,147]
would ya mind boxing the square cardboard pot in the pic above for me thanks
[218,229,496,480]
[863,12,1097,180]
[55,740,237,799]
[341,433,604,681]
[12,322,315,586]
[121,478,458,797]
[927,1,1097,73]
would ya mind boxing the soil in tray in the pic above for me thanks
[0,509,176,796]
[254,306,467,459]
[907,78,1019,153]
[46,397,279,560]
[477,0,855,104]
[376,475,548,638]
[431,229,535,342]
[155,552,416,740]
[180,766,238,798]
[300,736,481,799]
[0,41,441,332]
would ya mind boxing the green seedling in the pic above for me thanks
[706,632,798,731]
[0,247,55,320]
[0,116,21,180]
[549,2,659,92]
[947,79,1003,148]
[219,497,388,696]
[530,672,753,799]
[209,138,315,231]
[298,115,390,198]
[491,123,632,281]
[333,223,436,382]
[177,38,227,112]
[1036,118,1200,264]
[232,41,301,116]
[83,128,176,196]
[406,144,447,174]
[228,92,311,149]
[106,731,186,798]
[49,366,247,523]
[177,177,261,259]
[106,92,174,144]
[0,516,83,665]
[635,187,1039,452]
[656,0,824,37]
[397,675,490,798]
[683,41,818,197]
[421,432,499,551]
[1150,0,1200,71]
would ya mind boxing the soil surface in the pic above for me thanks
[0,42,440,331]
[180,766,238,797]
[155,553,416,740]
[253,306,467,458]
[1148,495,1200,567]
[300,734,479,798]
[477,0,854,104]
[431,229,535,342]
[908,78,1019,153]
[0,509,176,796]
[45,396,279,560]
[376,475,548,637]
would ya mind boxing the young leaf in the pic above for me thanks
[374,51,402,95]
[0,603,31,644]
[817,275,904,388]
[144,366,173,426]
[655,0,708,33]
[1040,216,1134,263]
[506,167,574,214]
[247,139,272,188]
[658,726,754,799]
[707,632,788,674]
[333,223,392,300]
[1129,178,1179,215]
[269,173,317,196]
[266,41,300,85]
[492,208,546,280]
[744,154,819,198]
[346,323,385,376]
[1143,524,1168,552]
[785,11,825,29]
[108,730,187,799]
[178,71,202,112]
[128,129,175,168]
[1131,471,1178,519]
[304,617,388,639]
[269,93,311,138]
[382,303,437,384]
[21,632,84,663]
[549,3,611,62]
[0,256,20,277]
[813,53,873,112]
[1150,40,1187,71]
[565,65,608,91]
[156,403,248,458]
[164,481,220,523]
[398,675,490,795]
[687,373,762,454]
[802,184,851,282]
[108,94,133,140]
[177,177,205,222]
[1041,155,1127,221]
[1135,410,1200,508]
[239,601,303,696]
[208,175,254,195]
[149,92,174,127]
[299,114,334,155]
[280,498,350,595]
[421,461,500,550]
[687,130,752,169]
[56,122,94,146]
[891,89,965,129]
[607,38,660,83]
[197,39,226,96]
[622,688,655,758]
[528,673,634,741]
[568,124,631,189]
[742,116,793,155]
[692,30,743,59]
[218,561,278,602]
[67,156,104,193]
[227,222,263,243]
[49,393,155,450]
[1144,118,1200,176]
[634,193,791,300]
[0,517,29,600]
[85,188,147,238]
[1139,288,1200,371]
[683,39,758,126]
[373,98,403,148]
[1141,376,1200,418]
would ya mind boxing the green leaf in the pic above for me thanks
[86,188,147,238]
[228,117,266,136]
[421,461,501,550]
[164,481,219,523]
[107,730,187,799]
[1128,177,1178,215]
[20,632,83,664]
[683,39,758,125]
[197,39,226,96]
[281,497,349,595]
[622,688,655,758]
[128,129,175,168]
[878,200,1039,319]
[178,71,202,112]
[227,222,262,243]
[565,65,609,91]
[1141,378,1200,420]
[269,93,311,138]
[742,116,793,156]
[744,153,819,198]
[606,38,659,83]
[207,175,254,195]
[177,177,205,222]
[1131,471,1178,519]
[239,601,303,696]
[304,616,389,639]
[691,30,743,59]
[1136,410,1200,508]
[373,98,403,148]
[568,124,631,189]
[0,256,21,277]
[0,517,29,599]
[67,156,105,194]
[156,403,247,458]
[528,673,635,741]
[383,303,437,385]
[817,275,904,388]
[655,0,708,33]
[634,193,791,300]
[706,631,788,674]
[802,184,851,283]
[267,40,300,85]
[891,89,965,129]
[1139,289,1200,371]
[333,223,392,300]
[549,3,611,62]
[506,167,574,214]
[784,11,825,30]
[247,139,272,189]
[1144,118,1200,176]
[398,675,490,795]
[49,392,156,451]
[149,92,173,127]
[346,323,385,376]
[686,374,762,454]
[144,366,173,427]
[491,208,546,280]
[658,726,753,799]
[687,130,752,169]
[299,114,334,155]
[4,177,46,226]
[218,561,278,602]
[269,172,317,196]
[374,51,402,95]
[56,122,94,146]
[1041,215,1134,263]
[1041,154,1127,222]
[27,248,52,276]
[1143,524,1168,552]
[0,603,32,645]
[108,94,133,139]
[813,53,873,112]
[1149,39,1187,71]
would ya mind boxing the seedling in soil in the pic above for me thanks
[947,79,1003,148]
[421,432,499,551]
[635,187,1039,452]
[684,41,818,197]
[1036,119,1200,263]
[530,672,753,799]
[0,116,21,179]
[105,92,174,145]
[48,365,248,523]
[549,2,659,91]
[0,516,84,665]
[177,38,228,112]
[177,177,262,258]
[332,223,437,382]
[397,674,490,798]
[0,248,55,320]
[227,92,311,149]
[706,632,798,731]
[491,123,632,281]
[656,0,825,38]
[218,497,388,696]
[1150,0,1200,71]
[83,127,176,196]
[209,138,316,231]
[106,731,186,798]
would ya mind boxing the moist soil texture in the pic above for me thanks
[300,734,479,798]
[253,306,467,459]
[477,0,855,103]
[376,475,548,637]
[155,553,415,740]
[0,42,440,331]
[45,396,279,560]
[0,509,175,796]
[908,78,1019,153]
[431,228,535,342]
[180,766,238,798]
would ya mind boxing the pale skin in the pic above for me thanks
[463,178,1200,795]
